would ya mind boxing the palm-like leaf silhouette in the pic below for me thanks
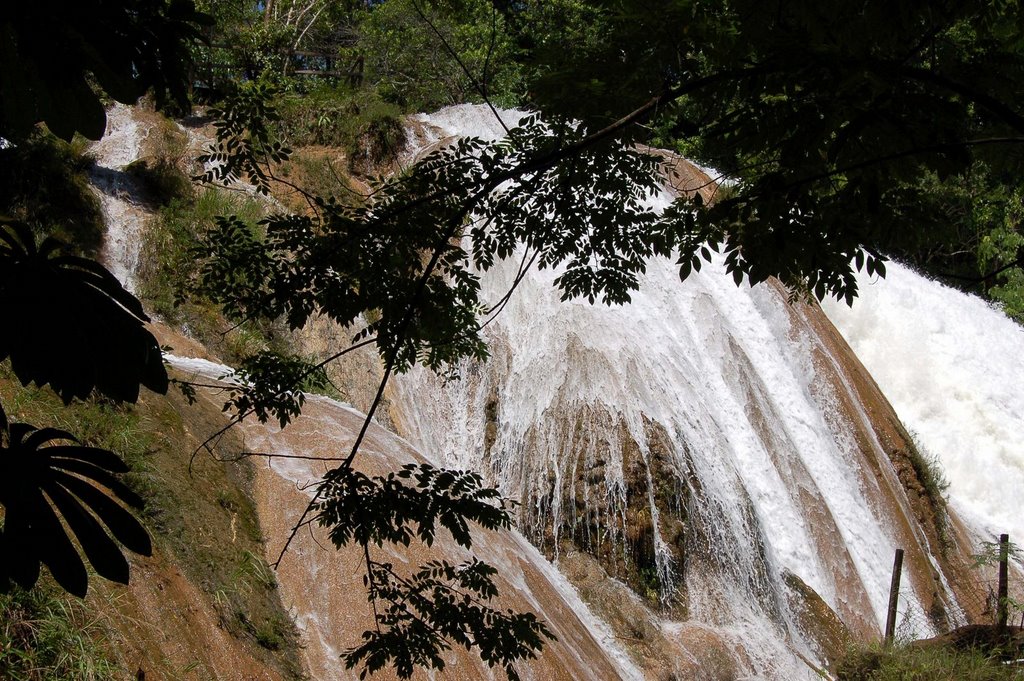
[0,220,168,402]
[0,421,152,596]
[0,220,166,595]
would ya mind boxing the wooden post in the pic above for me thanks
[884,548,904,645]
[997,533,1009,630]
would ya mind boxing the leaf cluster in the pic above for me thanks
[194,91,687,386]
[225,351,329,428]
[315,463,511,549]
[347,558,552,681]
[0,221,167,404]
[971,538,1022,569]
[0,131,105,257]
[312,464,552,679]
[356,0,526,112]
[0,422,151,597]
[196,80,293,196]
[503,0,1024,304]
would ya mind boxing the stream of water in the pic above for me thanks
[89,103,151,292]
[823,263,1024,544]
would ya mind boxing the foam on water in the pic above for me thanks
[410,104,528,144]
[823,262,1024,542]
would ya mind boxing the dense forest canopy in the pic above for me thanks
[2,0,1024,678]
[187,0,1024,311]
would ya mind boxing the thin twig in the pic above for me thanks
[410,0,511,136]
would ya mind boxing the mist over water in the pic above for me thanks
[823,262,1024,543]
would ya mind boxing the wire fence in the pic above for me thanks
[892,575,1024,643]
[886,535,1024,644]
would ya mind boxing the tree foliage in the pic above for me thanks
[0,421,151,597]
[0,222,168,405]
[1,0,209,141]
[503,0,1024,302]
[356,0,524,111]
[315,464,553,679]
[0,219,164,596]
[6,0,1024,679]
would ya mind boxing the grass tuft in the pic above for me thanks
[835,641,1020,680]
[0,582,122,681]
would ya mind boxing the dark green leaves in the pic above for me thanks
[314,464,511,550]
[0,422,151,597]
[312,464,552,680]
[0,0,210,141]
[344,559,553,681]
[0,221,168,404]
[501,0,1024,303]
[0,222,162,597]
[226,352,329,429]
[196,81,292,195]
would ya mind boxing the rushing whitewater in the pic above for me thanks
[90,102,990,678]
[390,105,969,677]
[823,263,1024,544]
[89,103,152,291]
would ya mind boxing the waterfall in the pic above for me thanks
[823,263,1024,543]
[390,105,966,676]
[88,103,152,291]
[90,101,994,678]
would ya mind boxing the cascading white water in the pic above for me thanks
[822,263,1024,544]
[87,101,987,677]
[390,105,953,677]
[89,103,152,291]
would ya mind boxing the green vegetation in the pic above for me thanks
[0,581,122,681]
[877,164,1024,321]
[275,84,407,171]
[138,187,262,322]
[0,367,136,681]
[136,187,288,363]
[0,132,104,256]
[126,157,194,207]
[905,433,952,550]
[835,642,1021,680]
[0,364,154,468]
[356,0,524,112]
[0,363,304,678]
